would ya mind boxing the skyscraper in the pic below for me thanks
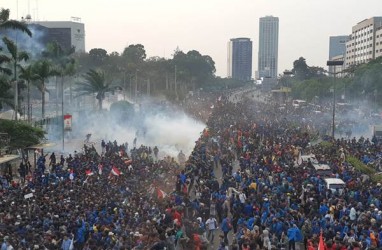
[227,38,252,81]
[258,16,279,79]
[329,36,350,59]
[328,35,350,75]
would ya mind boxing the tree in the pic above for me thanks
[0,75,14,110]
[292,57,311,81]
[122,44,146,64]
[1,37,29,120]
[33,60,57,118]
[19,64,39,123]
[0,8,32,36]
[0,119,44,149]
[75,69,120,110]
[89,48,108,67]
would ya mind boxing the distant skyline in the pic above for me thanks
[2,0,382,77]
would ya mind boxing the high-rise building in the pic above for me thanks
[33,20,86,52]
[329,36,350,59]
[258,16,279,79]
[375,26,382,58]
[345,17,382,68]
[227,38,252,81]
[328,36,350,74]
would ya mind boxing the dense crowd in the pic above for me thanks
[1,87,382,250]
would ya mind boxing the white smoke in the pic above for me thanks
[47,97,206,159]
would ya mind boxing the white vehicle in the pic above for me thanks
[299,154,318,165]
[292,99,307,108]
[324,178,346,195]
[313,164,332,177]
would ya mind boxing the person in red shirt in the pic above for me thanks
[172,208,182,225]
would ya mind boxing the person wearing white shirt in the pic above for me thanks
[239,192,247,204]
[349,207,357,221]
[205,215,218,243]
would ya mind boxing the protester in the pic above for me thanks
[1,86,382,250]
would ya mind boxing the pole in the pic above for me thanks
[327,60,343,138]
[61,77,64,152]
[27,81,30,123]
[332,66,336,138]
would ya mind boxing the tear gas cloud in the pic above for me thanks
[2,25,46,58]
[47,97,206,159]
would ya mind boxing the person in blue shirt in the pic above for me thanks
[61,234,73,250]
[220,216,232,245]
[287,224,302,250]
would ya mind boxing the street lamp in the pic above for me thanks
[327,60,344,138]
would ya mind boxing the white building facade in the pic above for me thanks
[33,20,85,52]
[345,17,382,68]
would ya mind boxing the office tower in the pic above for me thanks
[227,38,252,81]
[345,17,382,68]
[328,36,350,74]
[258,16,279,79]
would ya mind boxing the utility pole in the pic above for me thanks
[174,65,178,100]
[61,77,65,152]
[327,60,344,138]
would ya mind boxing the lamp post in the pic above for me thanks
[327,60,344,138]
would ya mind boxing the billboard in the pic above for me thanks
[64,114,72,131]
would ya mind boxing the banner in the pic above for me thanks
[64,114,72,131]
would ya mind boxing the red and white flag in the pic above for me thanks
[111,166,121,176]
[157,188,167,199]
[85,170,94,176]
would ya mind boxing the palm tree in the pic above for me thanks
[0,8,32,36]
[2,37,29,120]
[19,64,39,123]
[33,60,57,118]
[75,69,120,110]
[0,75,15,110]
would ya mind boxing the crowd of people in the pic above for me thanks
[1,87,382,250]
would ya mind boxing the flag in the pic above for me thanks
[98,164,103,175]
[148,185,155,195]
[111,166,121,176]
[85,170,94,176]
[318,232,325,250]
[69,170,74,181]
[157,188,167,199]
[69,236,74,250]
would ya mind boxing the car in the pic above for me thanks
[313,163,333,177]
[324,178,346,195]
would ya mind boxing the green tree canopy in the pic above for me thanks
[75,69,120,110]
[0,8,32,36]
[122,44,146,66]
[0,119,44,149]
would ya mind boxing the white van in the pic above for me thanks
[324,178,346,195]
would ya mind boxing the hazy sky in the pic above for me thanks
[2,0,382,77]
